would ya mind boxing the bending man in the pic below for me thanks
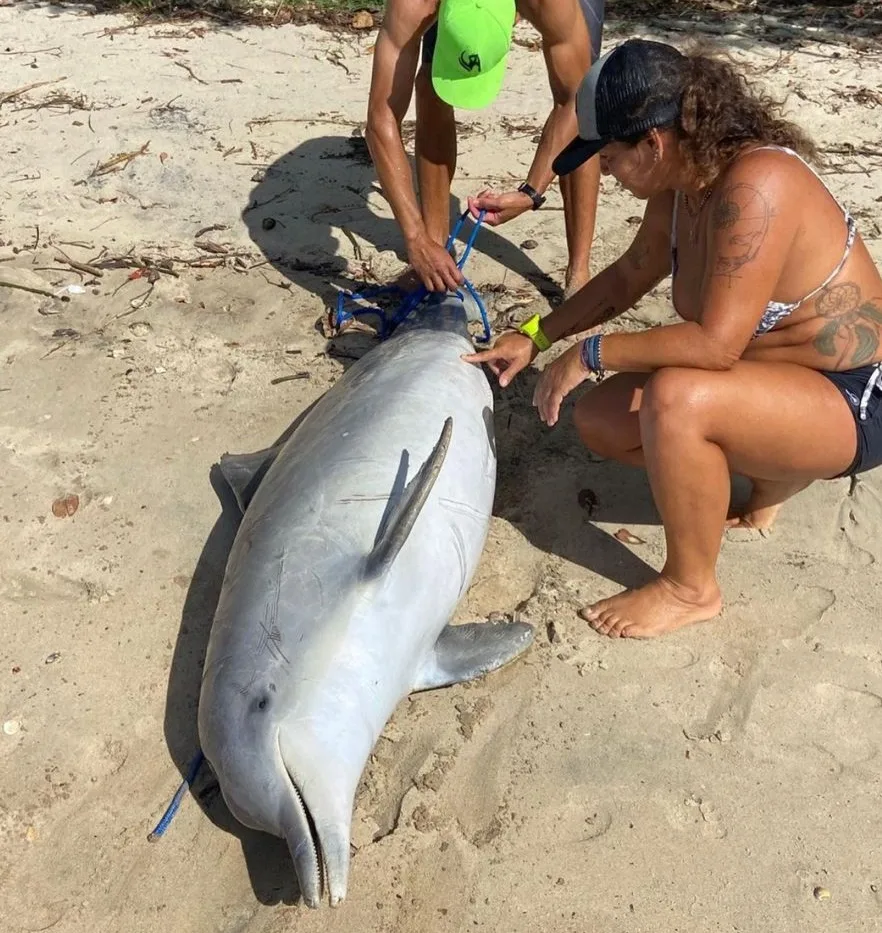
[365,0,605,297]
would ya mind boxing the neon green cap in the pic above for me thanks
[430,0,517,110]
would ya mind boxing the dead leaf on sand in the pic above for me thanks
[614,527,646,545]
[51,494,79,518]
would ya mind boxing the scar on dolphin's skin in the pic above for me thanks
[450,523,468,597]
[233,669,258,697]
[439,497,486,521]
[259,557,290,664]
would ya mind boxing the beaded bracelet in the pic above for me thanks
[580,334,605,377]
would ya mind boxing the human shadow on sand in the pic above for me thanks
[240,133,562,310]
[487,366,663,589]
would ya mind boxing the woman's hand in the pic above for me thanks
[532,342,589,426]
[467,188,533,227]
[461,331,538,388]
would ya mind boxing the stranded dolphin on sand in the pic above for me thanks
[196,291,535,908]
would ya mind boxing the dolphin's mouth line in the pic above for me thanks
[292,777,324,895]
[277,732,325,907]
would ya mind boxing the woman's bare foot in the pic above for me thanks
[578,575,722,639]
[725,478,811,534]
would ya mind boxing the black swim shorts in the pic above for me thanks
[421,0,605,70]
[823,363,882,477]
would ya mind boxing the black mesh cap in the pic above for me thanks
[553,38,687,176]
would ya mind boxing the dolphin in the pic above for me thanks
[196,293,535,908]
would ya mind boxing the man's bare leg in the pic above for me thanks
[560,152,600,299]
[388,64,457,292]
[415,65,456,243]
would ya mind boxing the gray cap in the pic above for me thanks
[553,39,687,176]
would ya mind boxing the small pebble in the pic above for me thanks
[261,217,277,231]
[520,239,538,250]
[813,886,831,900]
[44,652,61,665]
[3,720,21,735]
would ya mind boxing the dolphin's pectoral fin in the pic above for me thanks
[412,620,535,692]
[365,416,453,578]
[217,445,282,513]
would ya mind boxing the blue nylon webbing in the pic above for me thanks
[334,209,491,342]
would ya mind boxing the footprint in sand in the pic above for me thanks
[838,476,882,566]
[667,792,728,839]
[568,637,698,674]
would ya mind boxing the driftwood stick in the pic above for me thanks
[0,279,58,299]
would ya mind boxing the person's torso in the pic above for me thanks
[670,144,882,372]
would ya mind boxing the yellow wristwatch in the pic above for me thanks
[518,313,551,352]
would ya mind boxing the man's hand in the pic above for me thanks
[461,331,538,387]
[467,188,534,227]
[407,233,464,292]
[531,342,589,426]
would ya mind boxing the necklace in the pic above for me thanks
[683,186,714,243]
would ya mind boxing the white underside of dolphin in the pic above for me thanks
[197,294,535,908]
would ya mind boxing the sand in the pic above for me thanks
[2,4,882,932]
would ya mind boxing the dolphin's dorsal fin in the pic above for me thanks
[365,416,453,578]
[217,445,282,514]
[412,619,535,691]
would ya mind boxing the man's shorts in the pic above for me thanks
[421,0,605,69]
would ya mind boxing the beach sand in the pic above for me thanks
[2,5,882,931]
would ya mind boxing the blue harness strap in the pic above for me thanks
[334,209,491,343]
[147,749,205,841]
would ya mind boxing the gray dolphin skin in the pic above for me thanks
[197,293,535,908]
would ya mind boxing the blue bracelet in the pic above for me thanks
[580,334,604,373]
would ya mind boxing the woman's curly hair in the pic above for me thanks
[648,41,820,185]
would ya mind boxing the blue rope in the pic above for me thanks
[147,749,205,841]
[335,209,491,343]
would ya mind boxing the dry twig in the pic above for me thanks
[55,249,104,278]
[0,76,67,108]
[88,141,151,178]
[0,279,57,299]
[173,61,208,85]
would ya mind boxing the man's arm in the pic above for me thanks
[364,0,463,291]
[525,0,592,200]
